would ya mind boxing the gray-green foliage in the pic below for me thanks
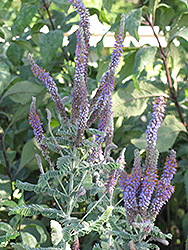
[0,0,188,249]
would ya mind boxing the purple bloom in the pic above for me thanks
[105,169,117,194]
[149,150,177,220]
[71,28,89,124]
[145,96,166,170]
[119,150,142,224]
[119,97,177,225]
[96,99,113,145]
[70,0,90,53]
[75,94,89,146]
[29,97,48,156]
[28,54,68,123]
[88,14,125,127]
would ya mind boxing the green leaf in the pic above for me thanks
[112,81,165,117]
[39,30,64,66]
[52,0,71,12]
[0,150,16,167]
[0,231,19,247]
[118,51,137,82]
[170,43,185,85]
[51,220,63,246]
[0,174,11,200]
[131,115,186,152]
[170,12,188,35]
[0,62,11,95]
[13,4,38,36]
[9,204,66,220]
[6,43,24,66]
[103,0,113,12]
[157,4,174,27]
[113,240,122,250]
[18,138,40,172]
[21,232,37,248]
[124,9,142,41]
[23,222,47,245]
[2,81,44,105]
[0,222,13,233]
[0,26,12,41]
[57,156,72,172]
[133,46,157,76]
[99,7,110,24]
[148,0,161,16]
[132,74,140,91]
[178,0,188,6]
[10,104,30,125]
[169,27,188,43]
[14,40,33,53]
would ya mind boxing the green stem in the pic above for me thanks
[80,192,106,223]
[47,110,68,195]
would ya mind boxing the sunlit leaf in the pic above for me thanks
[13,4,38,36]
[133,46,157,76]
[0,62,11,95]
[39,30,64,66]
[169,27,188,43]
[124,9,142,41]
[2,81,44,105]
[112,80,165,117]
[18,138,40,172]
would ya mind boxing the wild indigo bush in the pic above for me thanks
[6,0,177,249]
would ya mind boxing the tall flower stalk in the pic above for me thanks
[24,0,177,249]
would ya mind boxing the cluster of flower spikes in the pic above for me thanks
[119,96,177,226]
[69,0,125,148]
[28,0,125,157]
[70,0,90,126]
[87,15,125,163]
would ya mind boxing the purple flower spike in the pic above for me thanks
[105,170,117,194]
[29,97,48,156]
[96,99,113,145]
[28,54,68,123]
[71,28,89,124]
[120,174,139,225]
[88,14,125,127]
[138,150,159,217]
[70,0,90,53]
[145,96,166,170]
[161,149,177,182]
[119,150,142,224]
[75,94,89,146]
[149,149,177,220]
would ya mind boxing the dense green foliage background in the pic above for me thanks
[1,0,188,249]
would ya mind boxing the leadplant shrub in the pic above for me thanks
[4,0,177,249]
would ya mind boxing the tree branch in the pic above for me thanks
[42,0,74,85]
[42,0,70,62]
[140,0,187,131]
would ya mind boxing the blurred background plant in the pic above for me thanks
[0,0,188,249]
